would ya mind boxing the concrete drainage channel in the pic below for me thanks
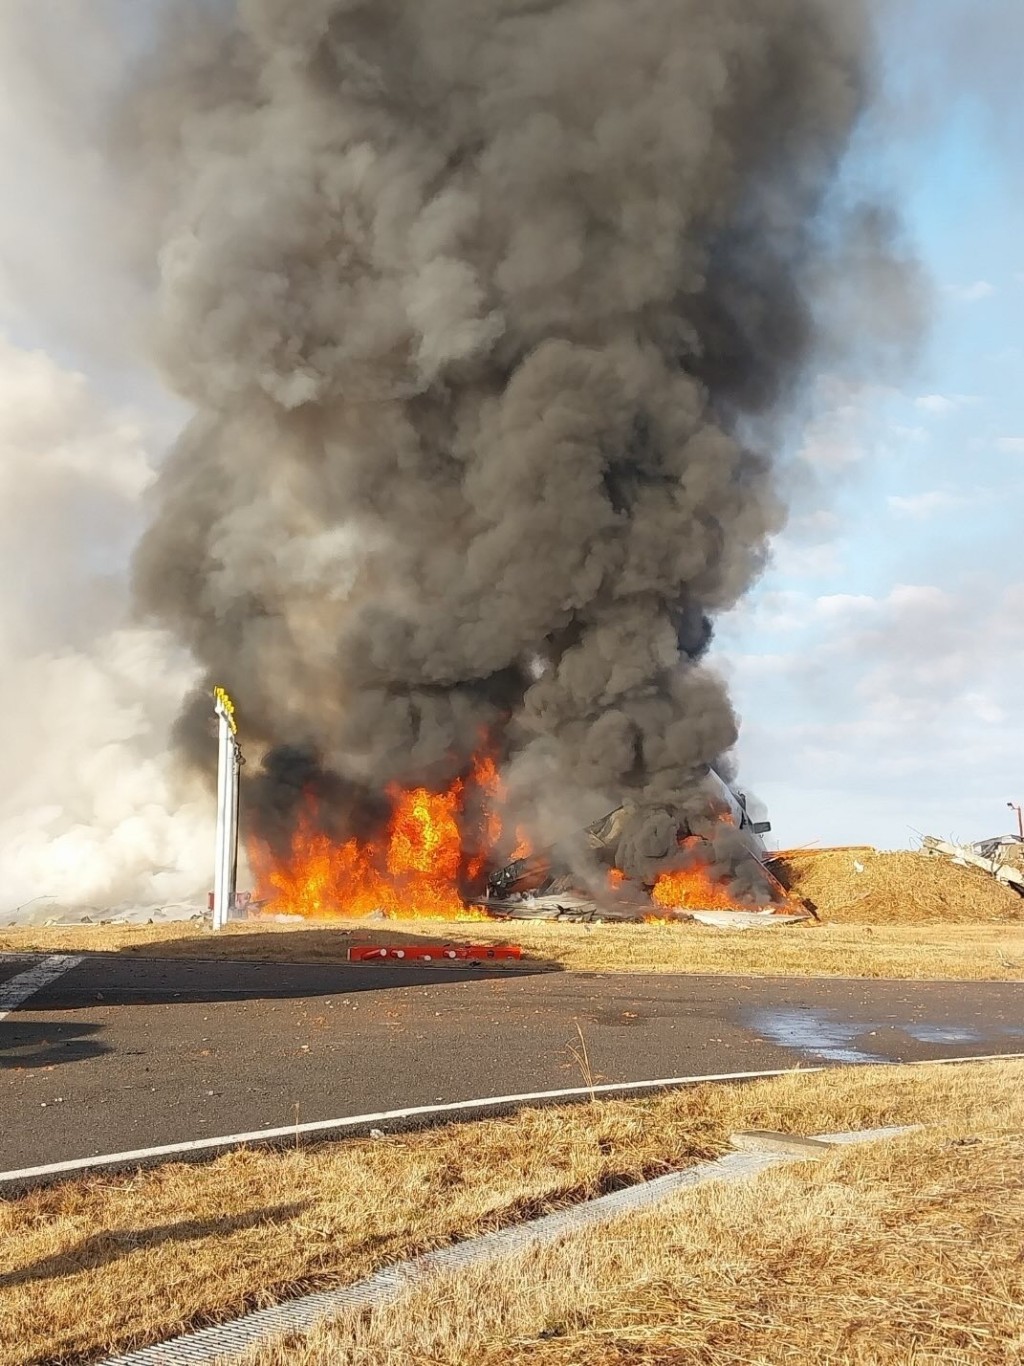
[97,1123,917,1366]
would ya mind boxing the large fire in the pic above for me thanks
[247,755,514,921]
[248,757,780,922]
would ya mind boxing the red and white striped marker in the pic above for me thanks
[348,943,522,963]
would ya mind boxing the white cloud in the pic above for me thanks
[811,592,879,621]
[914,393,980,415]
[996,437,1024,455]
[915,394,955,414]
[720,581,1024,847]
[959,690,1007,726]
[947,280,995,302]
[886,489,963,520]
[722,589,811,637]
[892,424,929,444]
[720,651,797,680]
[0,337,154,500]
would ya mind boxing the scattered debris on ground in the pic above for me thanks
[479,801,803,927]
[974,834,1024,871]
[922,835,1024,894]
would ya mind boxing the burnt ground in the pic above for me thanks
[1,951,1022,1175]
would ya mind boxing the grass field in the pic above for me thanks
[247,1083,1023,1366]
[3,915,1023,980]
[2,1059,1020,1366]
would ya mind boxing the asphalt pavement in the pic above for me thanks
[2,951,1022,1174]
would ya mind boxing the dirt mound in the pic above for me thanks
[773,849,1024,925]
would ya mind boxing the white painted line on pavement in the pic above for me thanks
[2,1050,1021,1188]
[0,1067,807,1184]
[0,954,84,1021]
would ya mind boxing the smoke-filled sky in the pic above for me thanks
[0,1,1019,918]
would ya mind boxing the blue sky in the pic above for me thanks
[0,1,1020,909]
[719,3,1024,847]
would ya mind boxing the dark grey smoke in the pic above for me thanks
[125,0,912,887]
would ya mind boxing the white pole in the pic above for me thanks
[212,711,231,930]
[228,734,240,907]
[212,688,239,931]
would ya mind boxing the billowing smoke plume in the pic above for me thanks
[123,0,908,883]
[0,333,211,921]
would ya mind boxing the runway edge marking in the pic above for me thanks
[2,1052,1021,1188]
[0,954,84,1021]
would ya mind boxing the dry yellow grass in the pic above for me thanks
[3,916,1023,981]
[777,847,1024,924]
[2,1060,1021,1366]
[251,1101,1024,1366]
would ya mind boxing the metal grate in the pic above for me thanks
[97,1125,915,1366]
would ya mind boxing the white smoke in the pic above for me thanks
[0,4,217,922]
[0,335,210,921]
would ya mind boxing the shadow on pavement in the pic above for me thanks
[0,1201,308,1287]
[4,926,558,1015]
[110,922,560,970]
[0,928,557,1072]
[1,1019,111,1070]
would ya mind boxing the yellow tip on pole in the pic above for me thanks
[213,685,238,735]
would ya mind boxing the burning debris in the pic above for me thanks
[122,2,918,919]
[481,772,799,923]
[243,745,800,924]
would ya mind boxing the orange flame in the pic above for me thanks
[650,835,757,914]
[510,827,532,861]
[248,748,531,921]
